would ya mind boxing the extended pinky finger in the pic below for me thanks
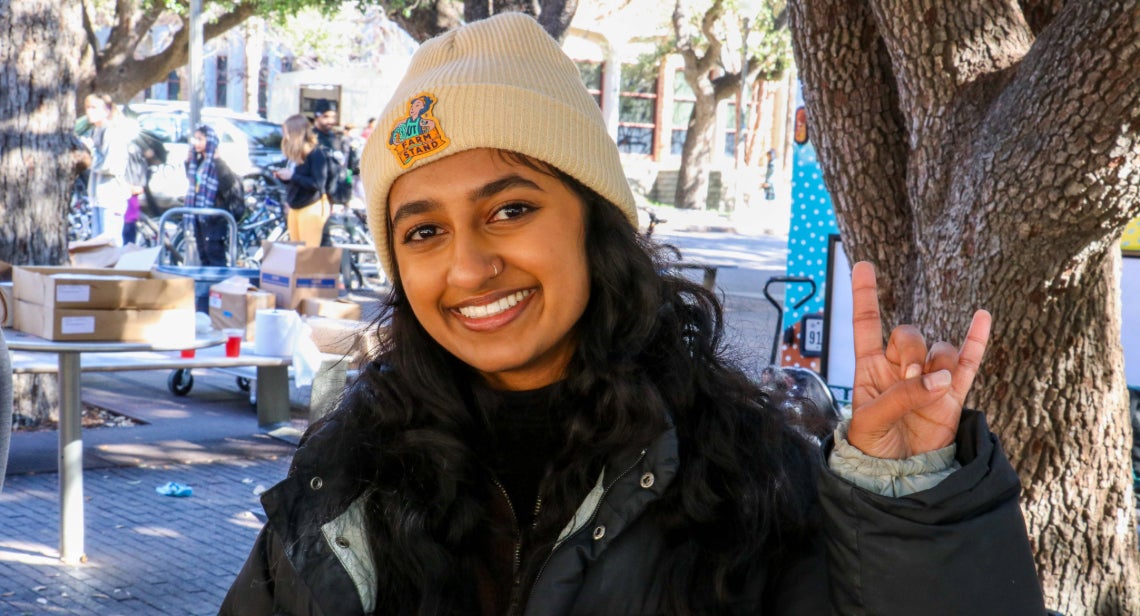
[953,310,992,395]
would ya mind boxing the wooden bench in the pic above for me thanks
[672,260,739,292]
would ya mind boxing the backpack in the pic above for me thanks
[321,145,345,201]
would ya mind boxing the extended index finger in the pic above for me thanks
[851,261,885,361]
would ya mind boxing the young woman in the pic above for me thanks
[274,114,330,246]
[221,14,1044,615]
[184,124,243,265]
[83,94,139,246]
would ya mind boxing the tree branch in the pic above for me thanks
[865,0,1033,139]
[1018,0,1065,36]
[961,0,1140,253]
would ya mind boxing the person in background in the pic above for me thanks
[274,114,329,247]
[83,94,139,246]
[312,99,359,204]
[221,14,1044,616]
[121,193,140,245]
[360,117,377,140]
[763,148,778,201]
[184,124,242,266]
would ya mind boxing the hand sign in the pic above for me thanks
[846,262,992,459]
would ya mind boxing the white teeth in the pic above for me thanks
[457,290,532,319]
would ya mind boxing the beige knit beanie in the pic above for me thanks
[361,12,638,280]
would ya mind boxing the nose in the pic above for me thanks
[446,231,498,290]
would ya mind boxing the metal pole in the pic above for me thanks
[58,351,85,564]
[189,0,205,130]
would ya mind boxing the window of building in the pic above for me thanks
[216,56,228,107]
[671,70,695,156]
[724,102,737,158]
[577,61,602,108]
[617,60,658,156]
[166,71,181,100]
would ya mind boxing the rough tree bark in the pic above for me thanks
[464,0,579,42]
[1,0,87,424]
[789,0,1140,612]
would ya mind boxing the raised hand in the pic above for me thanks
[846,262,991,459]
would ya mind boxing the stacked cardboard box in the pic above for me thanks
[208,276,277,341]
[12,267,195,342]
[259,242,342,310]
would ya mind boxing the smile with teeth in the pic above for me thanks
[456,290,533,319]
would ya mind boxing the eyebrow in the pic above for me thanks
[389,173,543,227]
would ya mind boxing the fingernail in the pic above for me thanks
[905,363,922,379]
[923,369,952,390]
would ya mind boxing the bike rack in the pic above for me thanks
[156,206,239,266]
[763,276,817,365]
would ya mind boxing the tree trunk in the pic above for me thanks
[464,0,578,41]
[674,90,719,210]
[789,0,1140,612]
[1,0,86,425]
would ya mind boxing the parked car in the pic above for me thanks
[124,102,285,211]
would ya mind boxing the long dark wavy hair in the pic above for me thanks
[309,151,820,614]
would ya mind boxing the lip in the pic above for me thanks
[449,288,536,332]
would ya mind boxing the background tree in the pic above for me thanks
[1,0,88,422]
[788,0,1140,612]
[669,0,790,210]
[82,0,584,108]
[383,0,578,42]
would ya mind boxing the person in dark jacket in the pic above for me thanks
[220,13,1045,616]
[274,114,330,247]
[312,99,359,205]
[185,124,242,266]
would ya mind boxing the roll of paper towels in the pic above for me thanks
[254,309,302,357]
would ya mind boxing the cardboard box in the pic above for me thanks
[13,267,194,310]
[208,276,276,341]
[14,299,195,343]
[259,242,342,310]
[304,316,382,368]
[300,297,362,321]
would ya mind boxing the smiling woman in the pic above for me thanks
[220,13,1044,616]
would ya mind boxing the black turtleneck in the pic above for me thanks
[483,382,569,530]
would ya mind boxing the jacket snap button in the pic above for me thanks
[593,525,606,540]
[640,472,655,489]
[309,476,323,490]
[335,536,350,548]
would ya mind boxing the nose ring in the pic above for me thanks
[490,263,499,278]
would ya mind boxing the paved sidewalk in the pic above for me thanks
[0,369,299,615]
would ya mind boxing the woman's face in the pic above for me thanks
[191,131,208,154]
[389,148,591,391]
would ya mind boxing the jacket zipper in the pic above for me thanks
[521,448,648,613]
[490,476,542,581]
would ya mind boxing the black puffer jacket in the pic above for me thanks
[219,410,1044,615]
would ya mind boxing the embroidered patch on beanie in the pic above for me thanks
[386,93,450,168]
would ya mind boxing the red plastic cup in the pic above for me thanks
[223,329,243,358]
[180,348,196,358]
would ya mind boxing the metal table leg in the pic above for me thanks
[702,267,718,292]
[255,364,291,429]
[57,351,86,564]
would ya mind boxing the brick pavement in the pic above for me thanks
[0,455,290,615]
